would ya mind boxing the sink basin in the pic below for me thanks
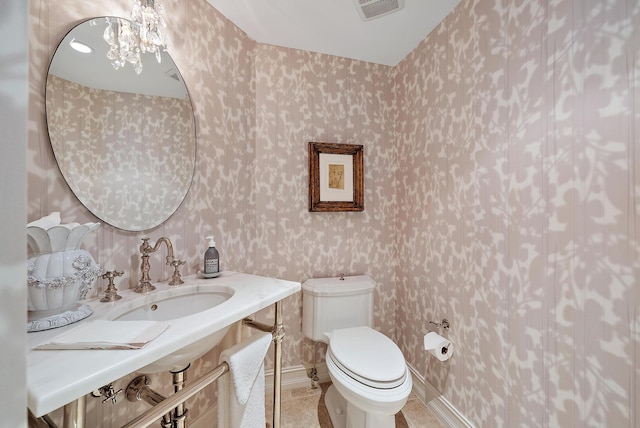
[107,286,234,373]
[114,291,231,321]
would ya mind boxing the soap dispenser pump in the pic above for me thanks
[204,235,220,275]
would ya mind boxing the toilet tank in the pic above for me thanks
[302,275,375,342]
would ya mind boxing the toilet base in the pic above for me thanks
[324,384,397,428]
[325,385,347,428]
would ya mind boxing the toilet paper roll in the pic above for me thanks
[423,332,452,361]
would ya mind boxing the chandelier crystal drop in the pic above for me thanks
[131,0,167,63]
[103,0,167,74]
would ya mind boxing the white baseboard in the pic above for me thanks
[265,363,330,391]
[264,362,475,428]
[193,363,474,428]
[406,363,475,428]
[191,364,328,427]
[263,362,474,428]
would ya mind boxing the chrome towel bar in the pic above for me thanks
[121,300,285,428]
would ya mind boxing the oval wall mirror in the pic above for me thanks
[46,17,196,232]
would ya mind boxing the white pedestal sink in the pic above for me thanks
[106,286,234,373]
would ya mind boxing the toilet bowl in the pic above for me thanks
[302,276,412,428]
[325,326,412,428]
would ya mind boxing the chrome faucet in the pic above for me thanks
[136,237,184,293]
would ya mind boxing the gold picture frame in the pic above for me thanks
[308,142,364,212]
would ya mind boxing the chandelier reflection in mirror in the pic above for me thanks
[103,0,166,74]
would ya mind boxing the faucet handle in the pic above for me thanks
[169,259,185,286]
[100,270,124,302]
[92,383,122,405]
[101,270,124,279]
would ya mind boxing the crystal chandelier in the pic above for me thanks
[103,0,167,74]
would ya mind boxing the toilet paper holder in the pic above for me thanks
[428,318,450,330]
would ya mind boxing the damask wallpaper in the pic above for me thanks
[28,0,638,427]
[46,75,195,230]
[29,0,257,424]
[395,1,638,426]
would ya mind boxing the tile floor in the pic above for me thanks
[265,382,444,428]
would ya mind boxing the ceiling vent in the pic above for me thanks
[165,68,181,82]
[353,0,405,21]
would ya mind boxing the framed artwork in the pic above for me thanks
[308,142,364,212]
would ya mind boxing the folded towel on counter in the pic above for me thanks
[34,320,169,350]
[218,332,272,428]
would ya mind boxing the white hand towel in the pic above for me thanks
[218,332,272,428]
[34,320,169,350]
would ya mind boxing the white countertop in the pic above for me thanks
[27,271,300,417]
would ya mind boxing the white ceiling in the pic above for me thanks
[49,1,461,97]
[49,18,188,99]
[206,0,462,66]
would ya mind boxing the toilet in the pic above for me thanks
[302,275,412,428]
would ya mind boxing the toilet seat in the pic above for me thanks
[328,326,407,389]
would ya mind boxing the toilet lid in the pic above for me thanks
[329,326,406,389]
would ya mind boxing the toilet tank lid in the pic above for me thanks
[302,275,374,296]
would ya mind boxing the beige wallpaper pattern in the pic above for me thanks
[252,43,397,366]
[29,0,256,425]
[395,0,639,426]
[28,0,638,427]
[46,75,195,231]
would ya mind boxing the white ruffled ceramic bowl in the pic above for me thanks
[26,213,101,324]
[27,212,100,254]
[27,249,101,316]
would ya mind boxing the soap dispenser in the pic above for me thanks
[204,235,220,276]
